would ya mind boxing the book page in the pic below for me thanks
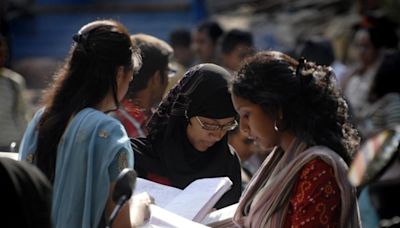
[164,177,232,222]
[133,178,182,208]
[147,204,209,228]
[201,203,238,227]
[0,152,18,160]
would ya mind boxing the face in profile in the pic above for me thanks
[223,44,254,72]
[192,30,215,63]
[149,70,167,109]
[228,129,261,161]
[117,67,134,102]
[231,94,279,151]
[186,116,237,151]
[354,29,379,67]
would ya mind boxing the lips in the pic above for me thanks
[204,141,215,147]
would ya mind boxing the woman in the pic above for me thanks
[18,20,143,228]
[230,51,361,227]
[132,63,242,209]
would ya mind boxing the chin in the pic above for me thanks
[258,141,274,151]
[196,144,209,152]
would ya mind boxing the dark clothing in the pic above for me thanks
[132,64,241,209]
[0,157,52,228]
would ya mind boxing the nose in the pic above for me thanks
[239,118,250,134]
[209,129,226,141]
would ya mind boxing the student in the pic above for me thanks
[132,63,242,209]
[18,20,146,228]
[165,28,194,94]
[230,51,361,227]
[115,33,173,138]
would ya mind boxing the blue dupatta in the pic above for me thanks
[19,108,133,228]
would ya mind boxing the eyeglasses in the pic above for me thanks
[195,116,238,131]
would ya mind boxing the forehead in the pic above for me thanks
[232,95,254,107]
[199,116,235,124]
[193,30,210,41]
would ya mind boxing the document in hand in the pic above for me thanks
[133,177,233,222]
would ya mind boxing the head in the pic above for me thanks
[221,29,255,72]
[148,64,237,152]
[127,33,173,108]
[352,16,399,67]
[0,34,8,68]
[192,21,223,63]
[37,19,141,181]
[169,28,194,67]
[368,50,400,102]
[231,51,360,164]
[298,36,335,66]
[1,158,52,228]
[44,20,140,112]
[353,28,380,67]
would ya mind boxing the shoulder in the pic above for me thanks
[298,159,336,181]
[80,108,126,133]
[72,109,130,149]
[286,158,341,227]
[0,68,26,86]
[292,158,340,204]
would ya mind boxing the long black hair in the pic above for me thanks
[231,51,360,165]
[36,20,140,182]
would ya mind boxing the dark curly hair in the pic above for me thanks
[231,51,360,165]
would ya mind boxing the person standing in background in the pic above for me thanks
[0,34,27,152]
[220,29,255,74]
[297,36,347,84]
[192,21,224,64]
[165,28,195,94]
[115,33,173,139]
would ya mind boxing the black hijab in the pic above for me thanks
[0,158,52,228]
[132,64,241,208]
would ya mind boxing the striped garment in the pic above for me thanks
[357,93,400,139]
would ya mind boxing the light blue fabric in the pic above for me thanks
[359,186,380,228]
[19,108,133,228]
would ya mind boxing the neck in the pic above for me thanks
[95,93,117,113]
[280,132,296,152]
[129,89,153,113]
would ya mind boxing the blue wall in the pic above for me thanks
[9,3,196,61]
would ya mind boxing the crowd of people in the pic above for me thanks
[0,7,399,228]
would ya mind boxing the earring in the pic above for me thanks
[274,121,280,132]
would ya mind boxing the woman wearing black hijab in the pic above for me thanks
[0,157,52,228]
[132,63,241,209]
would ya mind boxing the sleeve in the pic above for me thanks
[284,159,341,228]
[108,148,133,182]
[214,151,242,209]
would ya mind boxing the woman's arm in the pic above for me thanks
[105,182,132,228]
